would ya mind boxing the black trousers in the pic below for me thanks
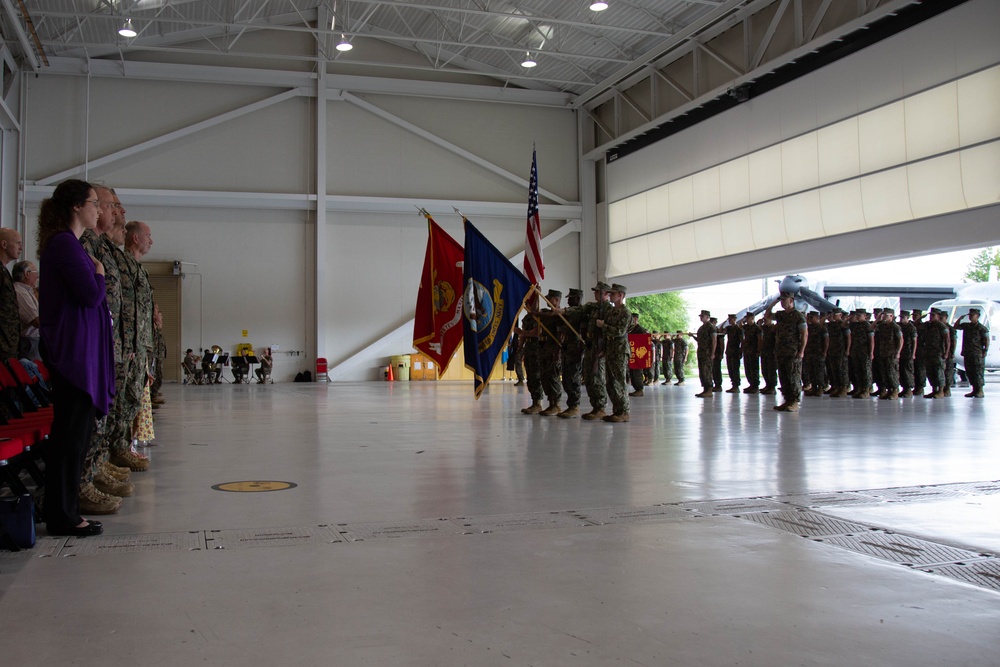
[44,370,96,528]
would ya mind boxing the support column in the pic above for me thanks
[314,11,329,367]
[578,111,600,287]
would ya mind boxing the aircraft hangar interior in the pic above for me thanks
[1,1,998,665]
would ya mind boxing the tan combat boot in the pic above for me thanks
[783,402,800,412]
[773,402,788,411]
[900,389,913,398]
[628,389,644,397]
[539,402,562,416]
[521,400,543,414]
[110,449,151,472]
[933,388,945,398]
[602,413,630,423]
[582,409,606,421]
[943,387,951,397]
[101,460,131,482]
[94,468,135,498]
[79,482,122,515]
[853,390,869,399]
[557,406,580,418]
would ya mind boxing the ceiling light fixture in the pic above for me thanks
[521,51,537,68]
[118,19,137,38]
[590,1,609,11]
[336,35,353,52]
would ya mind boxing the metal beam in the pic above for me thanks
[35,87,308,185]
[751,0,790,70]
[1,0,42,72]
[339,91,572,206]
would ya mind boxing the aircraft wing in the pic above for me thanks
[821,284,959,301]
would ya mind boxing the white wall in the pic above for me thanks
[21,61,579,381]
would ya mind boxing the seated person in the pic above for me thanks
[201,348,217,384]
[255,348,273,383]
[232,349,250,383]
[183,348,203,384]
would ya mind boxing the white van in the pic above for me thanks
[928,298,998,380]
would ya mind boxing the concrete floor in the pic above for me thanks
[2,379,999,666]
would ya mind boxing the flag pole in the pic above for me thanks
[529,284,584,342]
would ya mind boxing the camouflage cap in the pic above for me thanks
[592,281,611,292]
[780,291,794,298]
[883,309,895,317]
[700,309,711,317]
[898,310,910,318]
[676,330,684,334]
[568,288,584,298]
[545,289,563,300]
[609,283,627,294]
[969,308,981,315]
[911,308,923,315]
[727,313,737,319]
[873,307,883,313]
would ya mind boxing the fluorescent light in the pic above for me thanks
[119,19,137,38]
[590,1,609,11]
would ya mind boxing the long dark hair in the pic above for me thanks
[36,179,94,258]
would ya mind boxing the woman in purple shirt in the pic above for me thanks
[37,179,115,537]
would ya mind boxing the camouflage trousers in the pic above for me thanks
[923,355,945,390]
[561,346,584,408]
[965,353,985,388]
[899,355,915,391]
[661,358,673,382]
[878,355,900,392]
[107,359,138,455]
[697,351,713,390]
[605,348,630,416]
[944,357,956,391]
[803,354,825,390]
[81,416,109,485]
[872,352,883,389]
[673,357,685,382]
[913,356,926,391]
[828,353,849,390]
[726,353,741,388]
[524,346,543,402]
[777,356,803,404]
[743,353,759,389]
[513,344,526,383]
[583,350,607,411]
[713,355,723,389]
[539,344,563,404]
[851,353,872,392]
[761,352,777,389]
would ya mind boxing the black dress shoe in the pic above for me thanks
[47,521,104,537]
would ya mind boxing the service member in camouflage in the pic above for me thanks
[536,289,564,416]
[628,313,648,397]
[824,309,851,397]
[954,308,989,397]
[152,303,167,403]
[911,309,927,394]
[598,283,632,422]
[939,311,958,397]
[693,310,717,398]
[556,288,586,418]
[876,309,903,400]
[759,316,777,394]
[581,282,611,420]
[740,313,760,393]
[672,331,687,385]
[920,309,950,399]
[871,308,884,391]
[802,311,828,397]
[849,310,875,399]
[898,311,918,398]
[659,331,674,385]
[712,318,725,392]
[517,312,544,414]
[769,292,808,412]
[0,228,23,359]
[724,314,743,393]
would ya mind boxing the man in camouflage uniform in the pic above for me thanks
[740,313,760,394]
[769,292,808,412]
[921,309,950,399]
[802,311,828,397]
[151,303,167,404]
[556,288,586,418]
[627,312,648,397]
[693,310,717,398]
[598,283,632,422]
[955,308,989,398]
[712,318,725,392]
[898,310,918,398]
[724,314,743,393]
[825,309,851,397]
[582,282,611,421]
[672,330,687,385]
[871,308,884,391]
[659,331,674,385]
[0,228,23,359]
[651,333,662,384]
[759,315,777,395]
[940,311,958,397]
[876,309,903,400]
[911,309,927,394]
[517,312,544,414]
[532,289,564,416]
[850,309,875,399]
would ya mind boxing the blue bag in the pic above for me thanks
[0,494,36,551]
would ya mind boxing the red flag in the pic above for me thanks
[413,217,465,377]
[524,149,544,300]
[628,333,653,369]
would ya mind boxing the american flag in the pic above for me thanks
[524,149,544,286]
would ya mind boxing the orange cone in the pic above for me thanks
[387,363,394,382]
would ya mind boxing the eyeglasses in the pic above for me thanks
[86,199,100,207]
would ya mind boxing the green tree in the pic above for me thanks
[964,247,1000,283]
[625,291,688,333]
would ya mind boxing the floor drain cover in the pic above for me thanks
[571,505,694,525]
[0,536,65,559]
[62,532,205,556]
[923,481,1000,497]
[205,526,339,548]
[449,512,587,533]
[337,519,458,541]
[680,498,787,515]
[816,532,987,566]
[854,486,969,502]
[921,559,1000,591]
[738,511,874,537]
[771,492,878,508]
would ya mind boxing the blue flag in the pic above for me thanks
[463,219,533,399]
